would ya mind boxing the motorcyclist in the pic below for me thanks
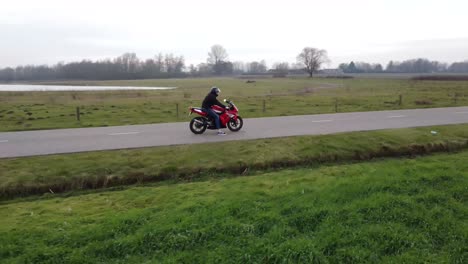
[202,86,227,135]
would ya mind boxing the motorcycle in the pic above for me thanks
[189,99,243,134]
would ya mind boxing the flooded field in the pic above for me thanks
[0,84,176,91]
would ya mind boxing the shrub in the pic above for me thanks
[414,99,433,105]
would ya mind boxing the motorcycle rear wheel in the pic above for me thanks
[227,116,243,132]
[189,117,207,134]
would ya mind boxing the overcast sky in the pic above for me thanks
[1,0,468,68]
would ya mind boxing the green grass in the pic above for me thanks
[1,124,468,199]
[0,77,467,131]
[1,151,467,263]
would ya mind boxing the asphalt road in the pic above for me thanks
[1,106,468,158]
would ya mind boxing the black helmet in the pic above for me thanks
[210,86,220,96]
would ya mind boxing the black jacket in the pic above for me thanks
[202,92,225,109]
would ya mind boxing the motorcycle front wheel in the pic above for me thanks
[227,116,243,132]
[189,117,207,134]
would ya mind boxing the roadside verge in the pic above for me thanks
[1,123,467,199]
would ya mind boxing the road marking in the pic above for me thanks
[108,132,140,136]
[455,111,468,114]
[0,140,8,143]
[387,115,406,118]
[311,120,333,123]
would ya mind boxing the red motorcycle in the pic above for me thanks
[189,99,243,134]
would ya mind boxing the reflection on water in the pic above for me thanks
[0,84,176,91]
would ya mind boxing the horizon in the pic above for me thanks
[2,51,467,70]
[1,49,468,70]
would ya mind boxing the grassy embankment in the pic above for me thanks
[0,77,467,131]
[1,150,467,263]
[1,123,468,199]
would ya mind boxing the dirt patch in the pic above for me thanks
[411,75,468,81]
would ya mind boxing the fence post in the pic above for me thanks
[335,98,338,113]
[263,100,266,113]
[398,94,402,106]
[76,107,80,121]
[176,103,179,118]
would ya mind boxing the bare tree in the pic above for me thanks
[119,53,139,73]
[273,62,289,77]
[155,53,164,73]
[207,44,232,75]
[164,54,175,73]
[189,64,197,76]
[296,47,329,77]
[207,44,228,65]
[232,61,246,74]
[197,63,213,76]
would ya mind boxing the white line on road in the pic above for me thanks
[311,120,333,123]
[455,111,468,114]
[0,140,8,143]
[387,115,406,118]
[108,132,140,136]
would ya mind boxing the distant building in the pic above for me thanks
[318,68,344,75]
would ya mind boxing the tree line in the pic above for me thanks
[1,45,468,82]
[0,45,330,81]
[339,58,468,74]
[0,53,186,82]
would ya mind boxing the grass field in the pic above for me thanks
[1,150,466,263]
[1,123,467,199]
[1,77,467,263]
[0,77,467,131]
